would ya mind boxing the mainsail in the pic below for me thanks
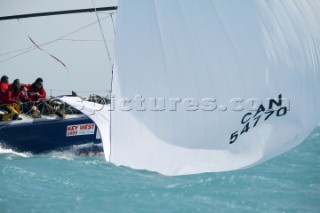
[106,0,320,176]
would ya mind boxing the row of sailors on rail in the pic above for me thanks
[0,75,46,121]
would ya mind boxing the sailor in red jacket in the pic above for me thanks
[20,78,46,117]
[1,79,26,120]
[23,77,47,104]
[0,75,9,103]
[0,75,11,121]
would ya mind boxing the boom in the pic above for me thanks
[0,6,117,21]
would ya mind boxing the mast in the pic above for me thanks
[0,6,117,21]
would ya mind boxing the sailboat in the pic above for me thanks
[2,1,320,176]
[0,6,116,154]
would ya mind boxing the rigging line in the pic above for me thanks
[17,19,69,72]
[91,0,113,69]
[108,10,116,162]
[50,89,110,93]
[0,15,109,59]
[58,39,106,42]
[98,11,116,15]
[0,120,14,130]
[58,38,114,43]
[110,13,116,36]
[0,48,37,64]
[0,46,34,57]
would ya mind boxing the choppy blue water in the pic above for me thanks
[1,127,320,213]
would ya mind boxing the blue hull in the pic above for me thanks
[0,116,103,154]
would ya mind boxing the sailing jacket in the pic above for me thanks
[0,80,9,104]
[23,83,47,103]
[1,84,29,104]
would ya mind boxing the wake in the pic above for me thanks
[0,145,32,158]
[0,143,103,160]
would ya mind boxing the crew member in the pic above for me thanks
[24,77,46,103]
[22,78,46,114]
[1,79,27,120]
[0,75,9,103]
[0,75,11,121]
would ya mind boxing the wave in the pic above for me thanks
[0,145,32,158]
[0,142,104,160]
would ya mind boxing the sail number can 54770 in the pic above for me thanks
[66,123,96,137]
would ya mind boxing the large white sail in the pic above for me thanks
[109,0,320,175]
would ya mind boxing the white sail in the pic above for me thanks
[109,0,320,175]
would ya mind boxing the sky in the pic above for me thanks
[0,0,118,97]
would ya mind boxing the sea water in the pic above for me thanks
[1,127,319,213]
